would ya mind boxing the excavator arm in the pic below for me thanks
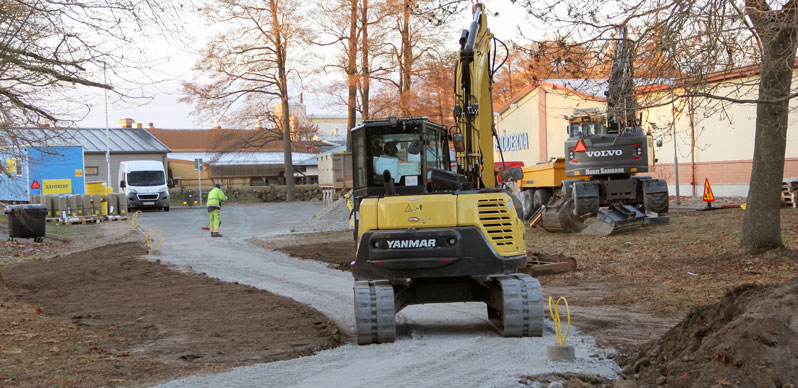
[454,3,497,189]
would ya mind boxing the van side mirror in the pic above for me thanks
[452,133,465,152]
[120,180,126,188]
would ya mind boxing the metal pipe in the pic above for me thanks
[463,5,481,56]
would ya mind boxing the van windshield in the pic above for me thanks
[127,171,165,186]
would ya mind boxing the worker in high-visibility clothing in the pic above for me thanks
[207,183,228,237]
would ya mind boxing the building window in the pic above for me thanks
[250,177,266,186]
[15,159,21,175]
[86,166,100,176]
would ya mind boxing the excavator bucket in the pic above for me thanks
[580,204,645,236]
[540,197,587,233]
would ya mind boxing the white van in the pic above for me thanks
[119,160,170,211]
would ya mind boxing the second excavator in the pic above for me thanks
[540,27,669,236]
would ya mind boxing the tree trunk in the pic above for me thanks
[271,0,295,202]
[399,0,412,115]
[740,4,798,252]
[346,0,359,151]
[360,0,370,120]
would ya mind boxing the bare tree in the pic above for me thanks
[519,0,798,253]
[0,1,183,140]
[182,0,308,202]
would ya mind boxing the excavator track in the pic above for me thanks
[354,280,396,345]
[487,274,544,337]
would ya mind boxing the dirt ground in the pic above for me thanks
[2,205,795,387]
[253,231,356,272]
[0,227,343,387]
[254,207,798,355]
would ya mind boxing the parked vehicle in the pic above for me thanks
[119,160,170,211]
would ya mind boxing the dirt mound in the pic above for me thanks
[291,197,353,233]
[622,278,798,387]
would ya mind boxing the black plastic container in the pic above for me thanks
[5,204,47,242]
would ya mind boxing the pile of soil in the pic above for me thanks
[291,197,352,233]
[252,231,356,271]
[1,242,344,387]
[622,278,798,387]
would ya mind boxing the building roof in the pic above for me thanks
[495,78,674,114]
[169,152,319,166]
[495,79,607,114]
[5,128,170,154]
[148,128,317,153]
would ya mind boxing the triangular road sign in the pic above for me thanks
[703,178,715,202]
[31,180,40,189]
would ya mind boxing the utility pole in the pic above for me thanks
[104,63,112,192]
[195,158,203,207]
[671,88,680,205]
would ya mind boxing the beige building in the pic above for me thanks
[495,71,798,198]
[639,69,798,197]
[308,113,361,145]
[494,80,605,165]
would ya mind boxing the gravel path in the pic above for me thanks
[140,203,619,387]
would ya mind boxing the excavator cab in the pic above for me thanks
[351,117,451,197]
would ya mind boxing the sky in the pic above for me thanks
[75,0,535,130]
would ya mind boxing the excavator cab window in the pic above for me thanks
[352,119,449,196]
[568,118,607,138]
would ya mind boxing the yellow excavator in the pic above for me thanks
[349,3,544,345]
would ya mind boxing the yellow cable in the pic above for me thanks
[155,229,164,251]
[548,296,571,345]
[130,211,143,230]
[145,229,153,251]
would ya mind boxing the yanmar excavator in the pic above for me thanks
[348,4,544,345]
[540,27,669,236]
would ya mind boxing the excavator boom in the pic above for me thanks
[454,3,496,188]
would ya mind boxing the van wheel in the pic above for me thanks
[163,206,170,212]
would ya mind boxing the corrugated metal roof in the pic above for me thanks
[5,128,170,154]
[169,152,319,166]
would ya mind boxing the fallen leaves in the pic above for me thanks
[527,208,798,314]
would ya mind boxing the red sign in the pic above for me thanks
[31,180,40,189]
[703,178,715,202]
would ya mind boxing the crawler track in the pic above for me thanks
[488,274,544,337]
[354,280,396,345]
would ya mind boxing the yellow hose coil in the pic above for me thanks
[130,211,143,230]
[145,229,164,252]
[548,296,571,345]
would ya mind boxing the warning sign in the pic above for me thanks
[75,169,83,177]
[703,178,715,202]
[42,179,72,194]
[31,180,40,189]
